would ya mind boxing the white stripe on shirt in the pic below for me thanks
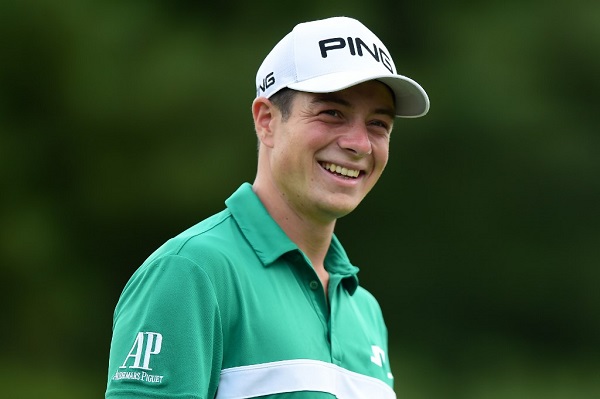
[216,359,396,399]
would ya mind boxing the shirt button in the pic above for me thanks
[309,280,319,290]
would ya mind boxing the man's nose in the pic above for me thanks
[338,123,372,156]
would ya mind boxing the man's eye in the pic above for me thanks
[370,120,389,130]
[322,110,340,117]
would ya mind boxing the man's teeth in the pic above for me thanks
[322,162,360,178]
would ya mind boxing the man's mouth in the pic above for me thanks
[320,162,361,178]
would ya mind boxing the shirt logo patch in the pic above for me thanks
[112,332,165,384]
[370,345,394,380]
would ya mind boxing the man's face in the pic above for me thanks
[266,80,395,224]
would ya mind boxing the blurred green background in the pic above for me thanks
[1,0,599,397]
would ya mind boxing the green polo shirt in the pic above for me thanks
[106,183,395,399]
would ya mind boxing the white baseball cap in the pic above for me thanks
[255,16,430,118]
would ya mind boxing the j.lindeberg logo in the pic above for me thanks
[370,345,394,380]
[319,37,394,73]
[113,332,165,384]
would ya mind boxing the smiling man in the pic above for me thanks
[106,16,429,399]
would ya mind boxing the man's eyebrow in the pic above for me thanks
[373,107,396,120]
[310,94,351,108]
[310,94,396,119]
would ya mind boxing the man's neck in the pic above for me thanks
[280,212,334,268]
[278,213,333,297]
[252,182,335,286]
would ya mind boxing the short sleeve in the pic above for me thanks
[105,255,223,399]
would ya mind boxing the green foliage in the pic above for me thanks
[1,0,599,397]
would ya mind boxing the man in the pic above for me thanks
[105,16,429,399]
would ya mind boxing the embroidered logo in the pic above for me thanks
[370,345,394,380]
[318,37,394,73]
[113,332,165,384]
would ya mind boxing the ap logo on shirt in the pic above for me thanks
[112,332,165,384]
[120,332,162,370]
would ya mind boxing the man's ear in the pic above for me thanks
[252,97,276,148]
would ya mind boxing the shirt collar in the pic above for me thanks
[325,234,360,295]
[225,183,359,295]
[225,183,298,265]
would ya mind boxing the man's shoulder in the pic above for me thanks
[135,208,240,271]
[159,208,236,252]
[352,285,385,314]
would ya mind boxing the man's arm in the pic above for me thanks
[105,255,222,398]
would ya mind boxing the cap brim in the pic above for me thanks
[287,69,430,118]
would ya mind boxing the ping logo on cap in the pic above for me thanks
[254,17,430,117]
[318,37,394,73]
[259,72,275,93]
